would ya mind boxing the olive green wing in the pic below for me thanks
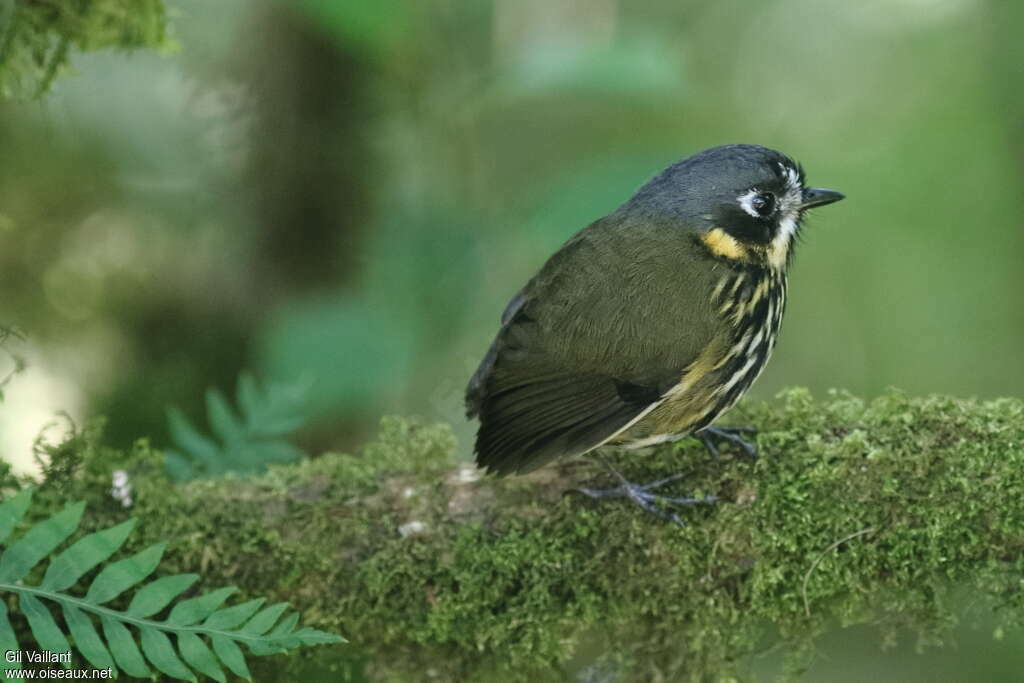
[467,302,663,475]
[466,218,721,476]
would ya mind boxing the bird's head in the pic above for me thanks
[626,144,844,271]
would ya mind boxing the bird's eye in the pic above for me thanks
[750,193,775,217]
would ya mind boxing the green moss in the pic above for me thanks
[14,392,1024,681]
[0,0,168,99]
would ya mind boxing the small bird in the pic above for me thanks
[465,144,843,520]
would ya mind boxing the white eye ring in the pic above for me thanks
[738,190,775,218]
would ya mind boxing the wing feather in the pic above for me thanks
[474,373,651,475]
[466,215,722,475]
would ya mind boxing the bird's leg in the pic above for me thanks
[695,425,758,460]
[574,453,717,525]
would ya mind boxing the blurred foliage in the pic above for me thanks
[0,326,25,401]
[0,0,168,99]
[295,0,409,57]
[165,371,309,480]
[4,0,1023,443]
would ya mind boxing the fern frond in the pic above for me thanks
[165,371,310,481]
[0,489,344,681]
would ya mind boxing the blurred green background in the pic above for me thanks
[5,0,1024,461]
[1,0,1023,677]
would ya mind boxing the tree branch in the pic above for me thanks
[28,389,1024,681]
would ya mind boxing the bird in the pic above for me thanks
[465,144,844,521]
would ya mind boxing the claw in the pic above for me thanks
[574,455,718,526]
[695,425,758,460]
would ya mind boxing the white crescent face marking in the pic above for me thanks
[768,163,805,271]
[737,189,763,219]
[780,163,801,191]
[735,163,804,270]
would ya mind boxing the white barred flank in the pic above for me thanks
[710,268,786,407]
[619,266,787,448]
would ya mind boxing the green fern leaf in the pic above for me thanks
[270,611,300,637]
[238,371,309,435]
[165,371,311,480]
[127,573,200,617]
[0,501,84,583]
[234,368,310,435]
[19,594,71,667]
[293,626,346,646]
[211,634,252,680]
[0,602,20,674]
[0,489,32,544]
[62,604,115,670]
[102,616,152,678]
[140,626,196,681]
[85,543,165,604]
[202,598,264,630]
[41,519,135,591]
[167,407,220,467]
[236,372,262,421]
[243,602,290,635]
[168,585,237,626]
[206,388,246,444]
[0,490,344,681]
[163,452,196,481]
[178,631,227,683]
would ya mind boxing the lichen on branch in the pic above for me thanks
[23,388,1024,681]
[0,0,168,99]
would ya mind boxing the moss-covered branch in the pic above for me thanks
[0,0,168,99]
[21,389,1024,681]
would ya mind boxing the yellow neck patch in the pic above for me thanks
[699,228,748,262]
[767,240,790,271]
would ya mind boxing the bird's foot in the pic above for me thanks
[575,470,717,526]
[695,425,758,460]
